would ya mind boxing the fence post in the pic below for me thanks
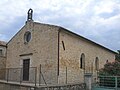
[20,68,22,84]
[39,64,41,86]
[7,68,9,82]
[115,76,117,90]
[66,67,67,84]
[35,67,37,86]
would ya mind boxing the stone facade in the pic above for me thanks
[6,21,59,84]
[0,41,6,58]
[4,20,116,85]
[0,41,7,69]
[58,29,115,84]
[0,41,7,80]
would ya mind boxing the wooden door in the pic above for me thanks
[23,59,30,81]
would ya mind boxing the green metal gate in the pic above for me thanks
[92,76,120,90]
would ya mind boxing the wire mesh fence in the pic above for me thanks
[0,67,37,86]
[0,65,86,90]
[8,68,22,82]
[0,68,6,80]
[0,65,86,88]
[98,76,120,88]
[92,76,120,90]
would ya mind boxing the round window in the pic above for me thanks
[24,31,31,42]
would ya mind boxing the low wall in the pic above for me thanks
[0,81,86,90]
[0,81,35,90]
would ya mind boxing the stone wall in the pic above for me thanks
[6,21,116,85]
[6,21,59,84]
[58,29,115,84]
[0,45,6,80]
[0,45,6,69]
[0,81,86,90]
[0,57,6,80]
[0,45,6,57]
[0,82,35,90]
[0,57,6,69]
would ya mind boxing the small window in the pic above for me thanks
[0,49,3,56]
[80,53,85,69]
[95,57,99,71]
[62,41,65,50]
[24,31,31,43]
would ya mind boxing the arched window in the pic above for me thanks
[80,53,85,69]
[0,49,3,56]
[95,57,99,71]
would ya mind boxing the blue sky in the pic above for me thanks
[0,0,120,51]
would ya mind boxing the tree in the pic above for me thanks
[99,50,120,76]
[98,52,120,87]
[99,61,120,76]
[99,61,120,87]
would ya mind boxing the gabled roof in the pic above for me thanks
[59,27,117,54]
[35,22,117,54]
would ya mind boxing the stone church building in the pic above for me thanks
[0,9,116,85]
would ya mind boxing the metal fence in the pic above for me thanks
[92,76,120,90]
[0,65,86,88]
[0,68,6,81]
[0,67,37,86]
[39,64,85,86]
[99,76,120,87]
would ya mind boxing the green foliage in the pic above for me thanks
[99,52,120,87]
[99,61,120,76]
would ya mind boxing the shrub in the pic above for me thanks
[99,60,120,87]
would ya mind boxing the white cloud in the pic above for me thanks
[94,0,116,15]
[0,0,120,50]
